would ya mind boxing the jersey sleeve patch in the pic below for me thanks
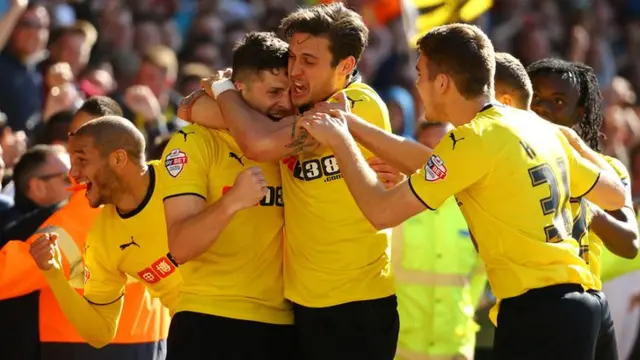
[164,149,188,178]
[424,155,447,182]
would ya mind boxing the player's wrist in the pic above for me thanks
[211,79,236,99]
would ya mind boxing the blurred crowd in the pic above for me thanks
[1,0,640,358]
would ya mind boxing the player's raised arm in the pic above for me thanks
[31,232,125,348]
[177,89,226,129]
[301,111,487,229]
[161,129,268,264]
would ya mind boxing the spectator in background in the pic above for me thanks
[176,62,212,96]
[0,1,49,133]
[0,111,27,172]
[380,86,416,139]
[118,44,182,147]
[37,110,74,147]
[47,20,97,79]
[1,144,70,235]
[0,144,11,212]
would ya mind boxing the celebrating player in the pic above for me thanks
[30,116,182,347]
[202,4,398,358]
[299,24,627,360]
[161,32,295,360]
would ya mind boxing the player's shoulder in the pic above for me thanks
[602,155,629,180]
[341,82,387,112]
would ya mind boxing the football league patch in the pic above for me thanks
[424,155,447,182]
[165,149,188,178]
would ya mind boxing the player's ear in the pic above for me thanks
[436,73,449,94]
[498,94,513,107]
[337,56,356,77]
[110,149,128,168]
[577,106,585,123]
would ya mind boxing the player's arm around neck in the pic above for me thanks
[216,90,317,162]
[164,194,240,265]
[330,133,426,229]
[345,112,432,175]
[31,234,124,348]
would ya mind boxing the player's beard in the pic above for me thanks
[90,166,122,207]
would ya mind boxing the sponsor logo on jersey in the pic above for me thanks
[83,264,91,284]
[137,255,178,284]
[424,155,447,182]
[165,149,188,178]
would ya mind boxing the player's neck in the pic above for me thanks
[114,165,151,214]
[447,95,493,126]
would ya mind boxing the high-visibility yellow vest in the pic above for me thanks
[394,197,486,360]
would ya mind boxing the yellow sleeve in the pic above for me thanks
[161,125,215,199]
[42,226,125,348]
[408,125,490,209]
[558,133,601,198]
[333,86,391,159]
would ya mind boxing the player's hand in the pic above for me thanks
[557,125,586,151]
[368,157,404,189]
[228,166,269,210]
[177,88,207,123]
[300,110,350,147]
[124,85,162,122]
[29,233,61,271]
[313,91,351,114]
[201,68,233,97]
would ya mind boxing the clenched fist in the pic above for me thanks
[201,68,233,98]
[227,166,269,210]
[30,233,61,271]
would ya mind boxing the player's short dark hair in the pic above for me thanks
[72,116,146,164]
[77,96,123,117]
[494,52,533,108]
[527,58,603,152]
[416,24,495,99]
[40,110,74,145]
[13,144,66,196]
[280,2,369,66]
[231,32,289,82]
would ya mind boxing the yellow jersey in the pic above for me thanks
[408,104,600,300]
[584,155,631,289]
[83,161,182,313]
[281,81,394,307]
[160,124,292,325]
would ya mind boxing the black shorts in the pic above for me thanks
[166,311,295,360]
[293,295,399,360]
[494,284,618,360]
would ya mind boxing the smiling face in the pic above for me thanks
[415,54,447,122]
[530,72,583,127]
[287,33,353,109]
[238,69,293,121]
[68,134,121,208]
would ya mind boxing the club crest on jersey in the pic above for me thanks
[165,149,188,178]
[424,155,447,182]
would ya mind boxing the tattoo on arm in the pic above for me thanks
[285,115,319,155]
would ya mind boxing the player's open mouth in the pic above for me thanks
[292,81,307,98]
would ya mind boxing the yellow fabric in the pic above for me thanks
[281,81,395,307]
[408,105,598,303]
[395,197,485,359]
[406,0,493,46]
[83,162,182,313]
[591,156,638,285]
[43,266,123,348]
[161,125,292,325]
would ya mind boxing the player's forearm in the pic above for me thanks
[330,134,397,230]
[167,195,239,264]
[590,206,639,259]
[187,94,226,129]
[216,91,287,160]
[41,268,122,348]
[585,171,626,211]
[347,114,431,175]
